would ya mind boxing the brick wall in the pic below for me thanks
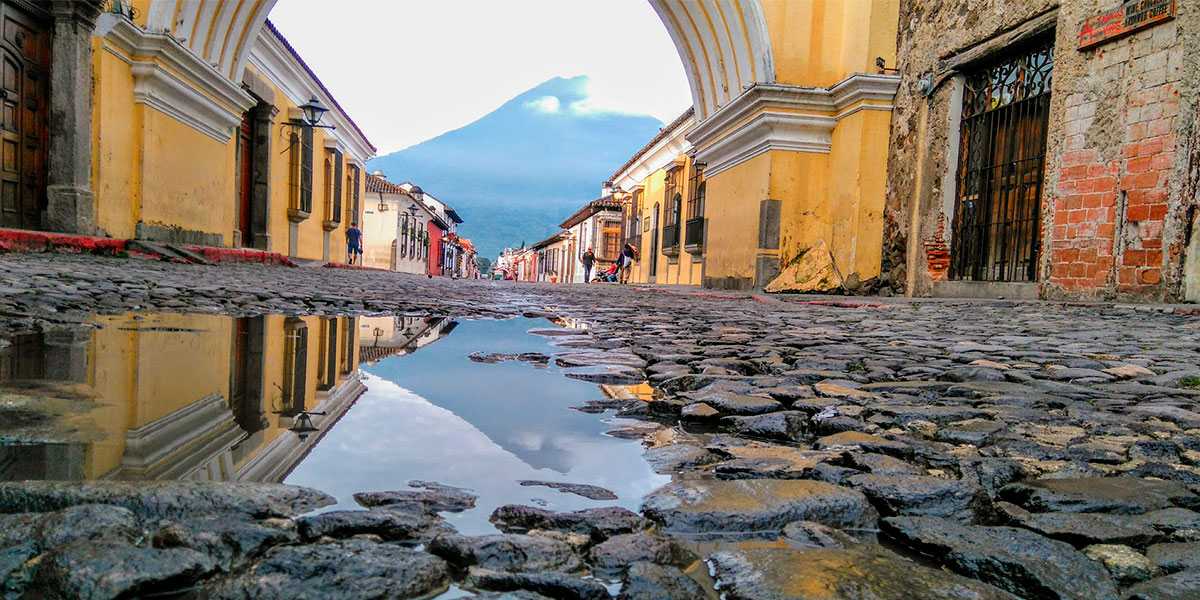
[887,1,1199,301]
[1047,15,1185,299]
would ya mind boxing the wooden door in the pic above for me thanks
[236,112,254,245]
[0,2,49,230]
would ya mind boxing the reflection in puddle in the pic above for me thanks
[288,318,669,534]
[0,313,363,482]
[0,313,667,535]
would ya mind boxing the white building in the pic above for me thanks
[559,198,623,283]
[361,173,439,274]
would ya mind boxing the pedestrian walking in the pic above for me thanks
[618,243,638,284]
[581,247,595,283]
[346,222,364,265]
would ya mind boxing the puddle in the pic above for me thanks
[0,313,668,533]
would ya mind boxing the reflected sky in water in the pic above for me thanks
[285,318,669,534]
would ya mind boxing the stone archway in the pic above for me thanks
[140,0,776,124]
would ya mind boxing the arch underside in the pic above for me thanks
[142,0,773,123]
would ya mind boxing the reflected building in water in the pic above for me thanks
[357,316,458,365]
[0,314,363,484]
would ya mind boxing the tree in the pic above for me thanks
[476,257,493,274]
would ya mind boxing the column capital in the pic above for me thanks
[49,0,104,28]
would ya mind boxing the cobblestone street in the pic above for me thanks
[3,253,1200,599]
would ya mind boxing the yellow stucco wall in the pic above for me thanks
[93,45,139,240]
[626,156,705,287]
[703,154,771,285]
[138,111,237,242]
[86,37,365,259]
[762,0,899,88]
[79,313,361,479]
[250,65,364,262]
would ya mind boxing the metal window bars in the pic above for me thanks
[950,39,1053,283]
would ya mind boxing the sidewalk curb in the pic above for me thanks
[0,228,296,266]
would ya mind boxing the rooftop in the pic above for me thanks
[559,198,623,230]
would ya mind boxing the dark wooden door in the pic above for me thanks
[0,2,48,230]
[236,113,254,245]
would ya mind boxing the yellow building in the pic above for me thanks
[2,1,373,263]
[19,0,897,286]
[610,109,705,286]
[0,313,361,482]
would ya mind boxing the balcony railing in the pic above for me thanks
[661,223,680,253]
[684,217,705,252]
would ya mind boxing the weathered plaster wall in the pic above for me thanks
[886,0,1199,301]
[883,0,1057,297]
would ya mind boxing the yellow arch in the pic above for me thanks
[142,0,775,122]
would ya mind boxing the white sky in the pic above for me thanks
[268,0,692,155]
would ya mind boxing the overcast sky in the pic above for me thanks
[269,0,692,155]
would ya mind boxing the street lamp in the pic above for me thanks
[299,96,329,127]
[283,95,336,135]
[373,326,384,346]
[288,410,326,441]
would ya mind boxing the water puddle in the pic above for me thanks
[0,312,668,534]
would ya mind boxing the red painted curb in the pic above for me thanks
[0,228,296,267]
[0,229,127,255]
[181,245,297,267]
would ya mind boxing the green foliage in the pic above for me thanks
[1180,376,1200,389]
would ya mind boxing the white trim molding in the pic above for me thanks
[612,115,696,191]
[130,62,244,142]
[99,14,254,143]
[247,27,376,163]
[690,74,901,177]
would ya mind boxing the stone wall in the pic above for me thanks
[884,0,1200,302]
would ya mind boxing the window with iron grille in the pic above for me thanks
[281,318,307,413]
[626,189,641,237]
[950,39,1053,282]
[322,154,332,220]
[663,167,682,226]
[332,149,343,223]
[603,228,621,259]
[400,218,409,258]
[350,164,360,223]
[685,164,706,249]
[288,127,314,215]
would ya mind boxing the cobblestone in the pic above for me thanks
[3,253,1200,597]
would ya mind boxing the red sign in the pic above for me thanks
[1079,0,1176,50]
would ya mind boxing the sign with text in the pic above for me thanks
[1079,0,1176,50]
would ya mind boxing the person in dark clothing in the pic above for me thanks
[346,223,363,265]
[618,243,638,284]
[581,247,595,283]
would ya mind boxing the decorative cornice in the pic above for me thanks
[100,15,255,143]
[130,62,244,142]
[690,74,901,177]
[247,27,375,163]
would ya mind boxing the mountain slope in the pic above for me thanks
[366,76,665,260]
